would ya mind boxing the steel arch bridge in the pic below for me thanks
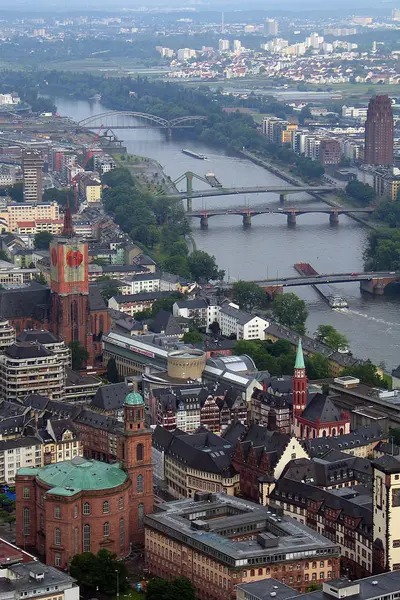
[77,111,208,130]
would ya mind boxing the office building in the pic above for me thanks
[364,95,394,166]
[22,150,43,203]
[219,39,230,52]
[145,493,340,600]
[265,19,278,35]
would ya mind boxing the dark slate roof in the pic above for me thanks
[0,400,28,419]
[306,424,385,457]
[88,284,107,311]
[152,425,186,452]
[150,310,183,336]
[219,302,253,325]
[270,477,373,530]
[5,342,51,359]
[48,418,78,441]
[0,284,50,320]
[221,421,247,445]
[372,454,400,474]
[73,409,123,433]
[175,299,208,310]
[300,393,342,423]
[0,435,41,452]
[90,383,129,411]
[375,441,400,457]
[165,430,237,476]
[280,454,372,488]
[17,329,59,344]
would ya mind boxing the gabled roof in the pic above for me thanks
[17,329,59,345]
[91,382,129,412]
[88,284,107,311]
[165,430,236,475]
[5,342,51,359]
[0,284,50,320]
[150,310,183,336]
[306,424,385,457]
[300,393,343,423]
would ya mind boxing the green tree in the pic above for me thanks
[306,352,331,379]
[146,577,196,600]
[341,361,387,388]
[182,330,204,344]
[70,550,129,596]
[106,357,119,383]
[36,272,47,286]
[187,250,225,282]
[151,292,184,316]
[232,280,266,311]
[134,309,152,321]
[102,167,135,188]
[146,578,170,600]
[68,341,89,370]
[100,283,121,302]
[5,514,15,529]
[346,180,375,204]
[315,324,349,352]
[162,255,190,278]
[34,231,54,250]
[272,293,308,334]
[209,320,221,335]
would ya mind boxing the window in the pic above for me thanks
[119,497,124,510]
[23,507,30,536]
[74,528,78,555]
[83,524,91,553]
[137,474,143,493]
[54,506,61,519]
[83,502,90,515]
[55,528,61,546]
[55,553,61,567]
[137,444,143,461]
[74,505,78,519]
[104,522,110,537]
[138,503,144,530]
[320,573,324,580]
[120,518,124,547]
[23,487,30,499]
[103,501,110,514]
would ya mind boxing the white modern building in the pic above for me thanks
[0,436,43,484]
[218,302,269,340]
[173,298,220,328]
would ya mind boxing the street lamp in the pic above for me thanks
[115,569,119,599]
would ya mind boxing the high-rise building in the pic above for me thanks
[22,149,43,202]
[392,8,400,20]
[364,95,394,166]
[218,39,230,52]
[265,18,278,35]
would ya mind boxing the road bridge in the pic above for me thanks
[219,271,400,297]
[187,207,374,227]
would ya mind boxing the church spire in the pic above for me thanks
[295,338,305,370]
[62,194,74,237]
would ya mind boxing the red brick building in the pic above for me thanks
[15,392,153,566]
[0,214,110,367]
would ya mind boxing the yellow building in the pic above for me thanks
[78,173,102,203]
[0,201,60,233]
[16,219,64,236]
[41,420,83,466]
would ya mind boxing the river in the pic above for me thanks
[55,97,400,371]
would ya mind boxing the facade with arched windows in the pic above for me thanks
[15,456,131,569]
[15,391,153,565]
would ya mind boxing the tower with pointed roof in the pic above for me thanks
[292,338,307,424]
[123,391,153,544]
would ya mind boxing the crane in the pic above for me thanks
[72,124,104,212]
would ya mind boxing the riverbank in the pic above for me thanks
[113,153,179,196]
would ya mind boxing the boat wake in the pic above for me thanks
[337,308,400,329]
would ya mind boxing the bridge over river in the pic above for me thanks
[219,271,400,296]
[187,207,374,226]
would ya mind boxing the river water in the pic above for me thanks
[55,98,400,371]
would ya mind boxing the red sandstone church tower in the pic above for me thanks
[122,392,153,545]
[292,338,307,424]
[49,210,93,364]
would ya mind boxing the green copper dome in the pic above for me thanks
[125,391,144,406]
[18,456,127,495]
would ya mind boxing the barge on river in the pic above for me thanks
[294,263,348,309]
[182,149,207,160]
